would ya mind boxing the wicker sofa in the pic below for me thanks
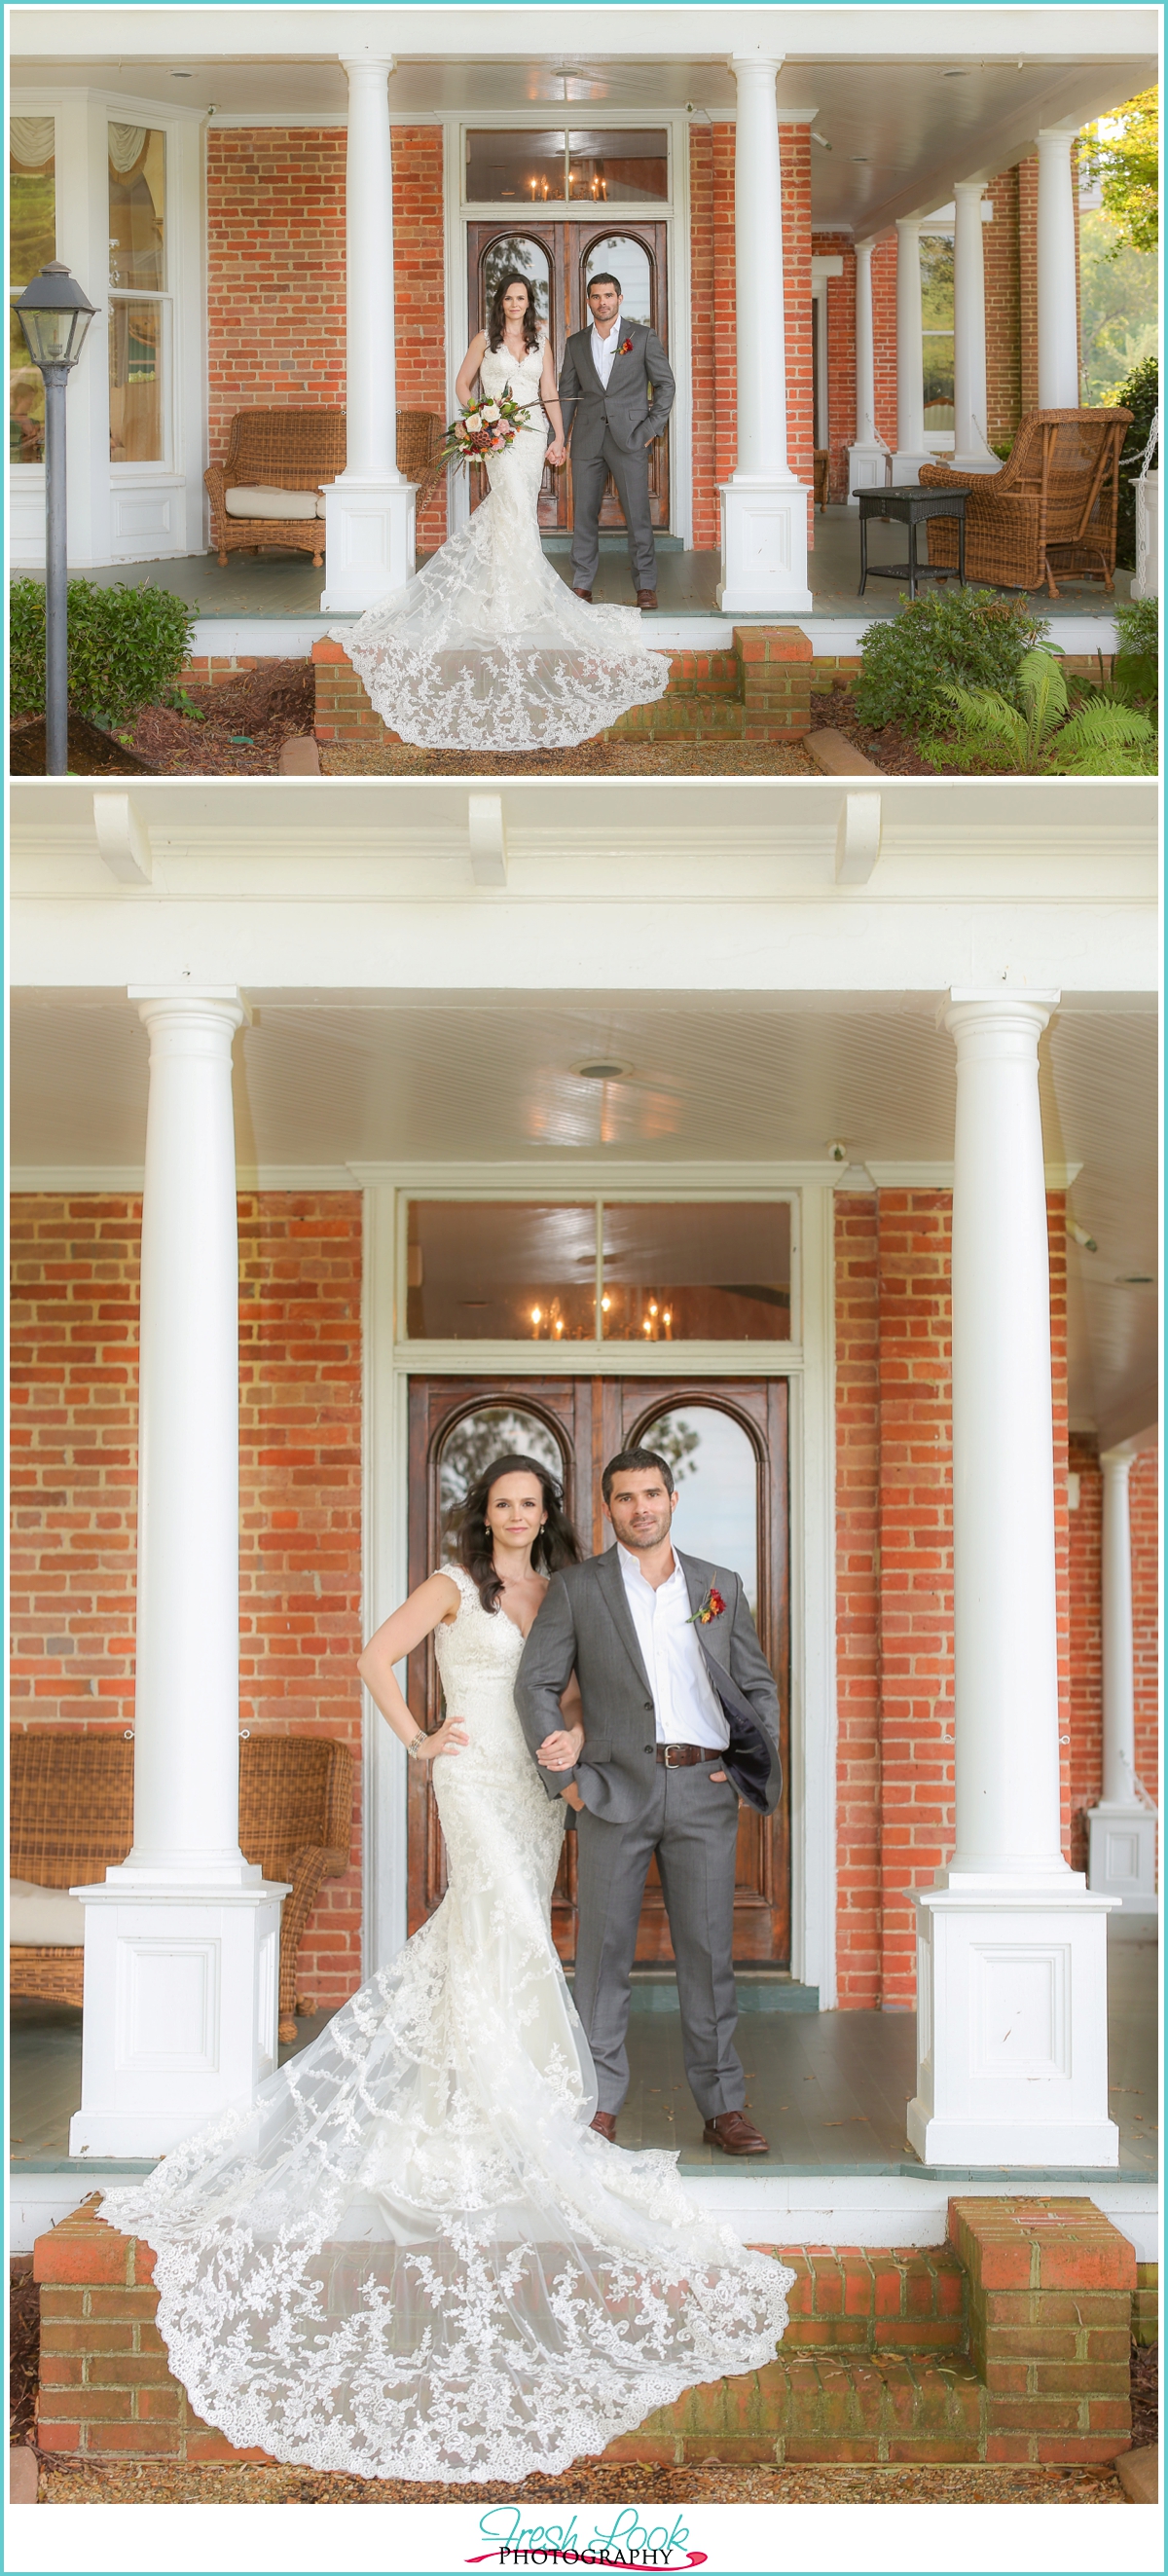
[204,407,443,567]
[10,1729,353,2042]
[918,407,1132,598]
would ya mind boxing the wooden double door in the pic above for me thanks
[465,220,671,534]
[406,1376,790,1966]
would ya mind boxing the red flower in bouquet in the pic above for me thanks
[437,383,532,472]
[687,1586,726,1627]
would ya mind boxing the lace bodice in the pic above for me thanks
[478,332,547,412]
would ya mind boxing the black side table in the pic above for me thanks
[858,485,969,600]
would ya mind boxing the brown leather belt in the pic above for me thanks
[656,1745,724,1768]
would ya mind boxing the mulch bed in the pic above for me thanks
[10,712,158,776]
[320,734,817,778]
[10,2258,39,2452]
[36,2459,1127,2505]
[10,661,316,781]
[1131,2337,1158,2447]
[808,681,937,777]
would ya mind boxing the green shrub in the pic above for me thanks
[10,577,195,728]
[855,589,1049,731]
[1105,352,1157,570]
[922,646,1157,776]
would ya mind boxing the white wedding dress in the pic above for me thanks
[336,335,671,752]
[102,1566,792,2484]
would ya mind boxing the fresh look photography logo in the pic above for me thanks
[467,2504,706,2567]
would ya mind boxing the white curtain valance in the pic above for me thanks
[108,122,148,174]
[10,116,55,170]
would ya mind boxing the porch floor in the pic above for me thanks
[10,1915,1155,2185]
[18,507,1132,625]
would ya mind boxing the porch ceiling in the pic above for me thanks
[10,989,1156,1443]
[12,6,1155,236]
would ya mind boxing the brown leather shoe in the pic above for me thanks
[703,2109,769,2156]
[636,589,658,610]
[573,587,593,603]
[589,2109,617,2143]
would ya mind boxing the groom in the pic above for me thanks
[515,1448,782,2156]
[558,273,675,611]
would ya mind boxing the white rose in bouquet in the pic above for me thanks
[463,412,482,432]
[481,402,500,422]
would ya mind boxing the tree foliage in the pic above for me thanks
[1082,88,1158,254]
[10,577,195,726]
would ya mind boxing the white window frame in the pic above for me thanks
[919,219,957,456]
[107,117,173,476]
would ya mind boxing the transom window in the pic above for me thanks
[465,129,669,206]
[406,1199,792,1343]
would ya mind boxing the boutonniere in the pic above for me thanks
[617,335,635,356]
[687,1585,726,1627]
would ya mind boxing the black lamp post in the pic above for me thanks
[12,262,98,775]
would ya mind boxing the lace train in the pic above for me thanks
[102,1568,791,2481]
[335,338,671,753]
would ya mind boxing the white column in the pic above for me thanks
[892,216,931,484]
[951,182,998,472]
[70,990,288,2158]
[1037,129,1080,410]
[1086,1448,1158,1913]
[908,991,1118,2168]
[716,54,812,614]
[847,241,887,499]
[321,55,417,611]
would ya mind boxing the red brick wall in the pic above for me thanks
[10,1193,366,2009]
[688,123,716,550]
[833,1194,882,2008]
[205,126,448,549]
[872,235,898,453]
[1130,1447,1158,1801]
[835,1189,1072,2007]
[983,167,1022,445]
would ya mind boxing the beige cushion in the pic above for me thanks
[224,486,327,521]
[10,1878,87,1945]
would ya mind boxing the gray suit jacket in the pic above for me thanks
[558,319,675,460]
[514,1548,782,1823]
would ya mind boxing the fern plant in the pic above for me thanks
[922,648,1157,776]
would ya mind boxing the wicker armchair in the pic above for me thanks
[10,1729,353,2043]
[204,408,444,568]
[918,408,1132,598]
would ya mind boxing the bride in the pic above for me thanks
[337,273,671,754]
[101,1454,792,2484]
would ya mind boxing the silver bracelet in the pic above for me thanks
[406,1732,427,1761]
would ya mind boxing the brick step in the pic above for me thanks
[312,626,816,753]
[608,2348,987,2466]
[34,2196,1135,2472]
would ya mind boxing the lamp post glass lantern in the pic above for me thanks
[12,262,97,775]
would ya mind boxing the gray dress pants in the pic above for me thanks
[572,1760,745,2118]
[569,433,658,593]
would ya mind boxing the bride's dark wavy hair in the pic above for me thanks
[486,271,542,355]
[456,1453,581,1614]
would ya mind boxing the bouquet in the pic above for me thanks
[437,385,531,470]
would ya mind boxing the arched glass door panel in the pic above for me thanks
[638,1404,759,1616]
[477,230,553,336]
[582,231,653,327]
[437,1403,566,1560]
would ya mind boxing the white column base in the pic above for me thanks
[716,477,813,614]
[951,441,999,476]
[1086,1801,1159,1912]
[320,476,417,612]
[68,1873,290,2159]
[908,1874,1120,2169]
[847,444,890,501]
[890,450,931,487]
[1132,471,1159,600]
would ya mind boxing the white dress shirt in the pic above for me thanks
[617,1545,730,1749]
[590,319,621,388]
